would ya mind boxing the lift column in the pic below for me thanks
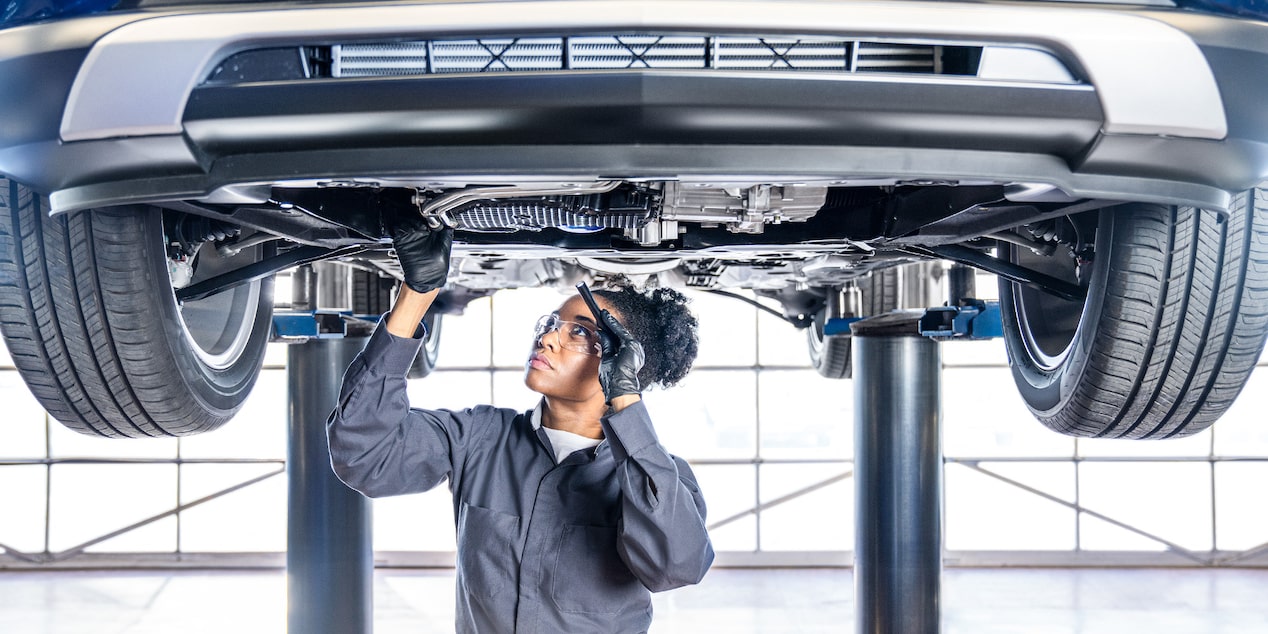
[849,265,1000,634]
[852,311,943,634]
[283,264,374,634]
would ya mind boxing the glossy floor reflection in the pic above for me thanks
[1,567,1266,633]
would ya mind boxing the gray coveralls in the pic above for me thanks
[327,323,715,633]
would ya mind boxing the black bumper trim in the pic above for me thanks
[183,73,1103,158]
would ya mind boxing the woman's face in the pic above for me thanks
[523,295,616,402]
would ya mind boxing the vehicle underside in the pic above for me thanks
[161,177,1093,309]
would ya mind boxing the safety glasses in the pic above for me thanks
[533,314,602,356]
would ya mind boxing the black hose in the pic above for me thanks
[704,289,812,328]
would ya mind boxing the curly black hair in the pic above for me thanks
[594,283,699,389]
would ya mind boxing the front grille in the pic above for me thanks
[326,35,972,77]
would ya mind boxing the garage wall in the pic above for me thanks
[2,278,1267,567]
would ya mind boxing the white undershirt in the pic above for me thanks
[531,403,602,464]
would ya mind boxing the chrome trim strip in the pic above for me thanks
[59,0,1227,142]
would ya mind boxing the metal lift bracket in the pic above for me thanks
[919,299,1003,340]
[271,310,381,342]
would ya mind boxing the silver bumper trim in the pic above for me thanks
[59,0,1226,142]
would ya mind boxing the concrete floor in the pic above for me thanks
[1,567,1266,633]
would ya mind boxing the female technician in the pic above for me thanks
[327,218,714,633]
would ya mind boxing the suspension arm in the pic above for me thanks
[905,244,1087,303]
[175,245,368,303]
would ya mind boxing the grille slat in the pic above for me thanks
[715,37,851,71]
[569,36,708,69]
[855,42,936,73]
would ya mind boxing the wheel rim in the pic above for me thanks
[1009,245,1087,372]
[807,310,827,358]
[171,244,263,371]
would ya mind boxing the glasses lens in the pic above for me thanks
[533,315,554,338]
[533,315,600,355]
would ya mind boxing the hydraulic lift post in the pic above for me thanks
[286,336,373,634]
[850,265,998,634]
[852,312,943,634]
[282,264,375,634]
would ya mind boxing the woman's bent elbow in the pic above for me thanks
[328,457,383,498]
[642,543,715,592]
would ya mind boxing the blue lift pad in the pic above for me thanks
[823,317,864,337]
[271,311,381,341]
[918,300,1002,340]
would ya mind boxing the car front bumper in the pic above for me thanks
[0,0,1265,213]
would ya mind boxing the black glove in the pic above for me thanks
[597,309,644,402]
[390,214,453,294]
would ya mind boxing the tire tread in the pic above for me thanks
[1028,191,1268,439]
[0,178,271,437]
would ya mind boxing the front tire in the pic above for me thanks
[1000,190,1268,439]
[807,307,853,379]
[0,179,273,437]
